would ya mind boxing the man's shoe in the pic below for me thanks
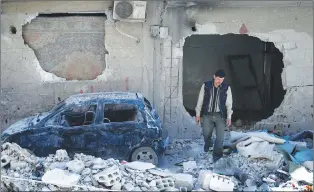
[204,142,210,152]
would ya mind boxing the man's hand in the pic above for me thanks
[226,118,232,127]
[196,116,201,124]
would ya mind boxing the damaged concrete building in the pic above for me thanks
[1,0,313,140]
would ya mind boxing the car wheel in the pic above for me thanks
[131,147,158,165]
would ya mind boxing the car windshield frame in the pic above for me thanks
[49,101,66,113]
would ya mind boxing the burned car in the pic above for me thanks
[1,92,169,165]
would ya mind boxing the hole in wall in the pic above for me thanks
[22,13,108,80]
[182,34,286,126]
[10,26,17,34]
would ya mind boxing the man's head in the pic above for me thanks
[213,69,225,86]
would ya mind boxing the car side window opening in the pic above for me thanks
[61,104,97,127]
[103,103,143,123]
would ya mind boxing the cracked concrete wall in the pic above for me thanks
[160,5,313,139]
[0,1,162,130]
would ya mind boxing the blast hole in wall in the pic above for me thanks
[182,34,286,126]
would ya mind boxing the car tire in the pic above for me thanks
[130,147,158,165]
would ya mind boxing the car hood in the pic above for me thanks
[2,112,50,135]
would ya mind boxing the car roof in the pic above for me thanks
[65,92,144,105]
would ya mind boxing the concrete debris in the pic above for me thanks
[1,134,313,191]
[172,173,194,191]
[94,165,121,187]
[66,159,85,174]
[182,161,197,173]
[41,168,81,186]
[147,168,172,177]
[54,149,69,162]
[1,155,11,167]
[125,161,156,171]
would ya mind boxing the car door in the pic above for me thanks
[60,102,100,156]
[96,100,146,160]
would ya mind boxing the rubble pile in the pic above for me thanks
[1,129,313,191]
[1,142,194,191]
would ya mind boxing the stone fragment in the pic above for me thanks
[42,187,51,191]
[10,161,27,170]
[125,161,155,171]
[182,161,197,173]
[124,182,135,191]
[67,160,85,174]
[173,173,194,191]
[92,158,107,169]
[49,162,67,170]
[149,180,156,187]
[42,168,80,186]
[55,150,69,161]
[82,168,91,175]
[112,182,122,190]
[84,176,92,182]
[48,184,58,191]
[148,169,173,177]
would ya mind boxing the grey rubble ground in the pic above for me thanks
[0,133,312,192]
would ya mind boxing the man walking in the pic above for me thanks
[195,69,233,162]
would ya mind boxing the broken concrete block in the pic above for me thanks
[1,155,10,167]
[245,178,256,187]
[93,165,121,187]
[49,162,67,170]
[10,161,27,170]
[111,182,122,190]
[125,161,155,171]
[42,186,51,191]
[172,173,194,191]
[148,169,173,177]
[154,177,176,191]
[67,159,85,174]
[81,168,91,175]
[182,161,197,173]
[48,184,58,191]
[42,168,80,186]
[92,158,107,169]
[55,150,69,161]
[149,180,157,187]
[124,182,135,191]
[84,176,92,182]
